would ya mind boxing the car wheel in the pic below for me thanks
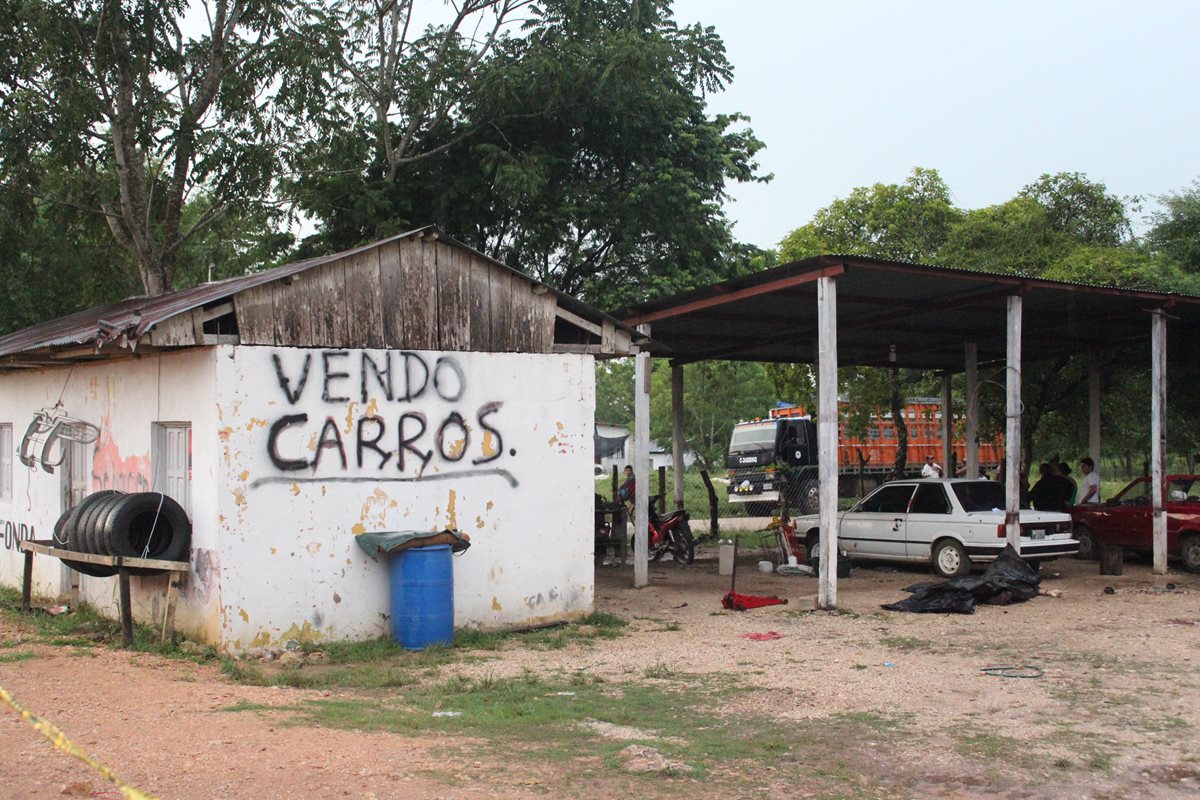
[932,539,970,578]
[805,532,820,564]
[797,480,819,515]
[1074,524,1098,561]
[1181,534,1200,574]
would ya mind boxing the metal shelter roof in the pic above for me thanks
[617,254,1200,371]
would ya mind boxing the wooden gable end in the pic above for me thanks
[233,233,556,352]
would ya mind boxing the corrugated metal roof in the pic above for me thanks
[618,254,1200,371]
[0,226,636,361]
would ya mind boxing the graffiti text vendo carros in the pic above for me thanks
[252,349,514,489]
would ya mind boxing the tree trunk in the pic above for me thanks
[700,469,719,538]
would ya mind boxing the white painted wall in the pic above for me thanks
[0,345,595,652]
[214,346,595,651]
[0,350,222,639]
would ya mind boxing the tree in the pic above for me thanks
[286,0,768,308]
[779,167,961,263]
[1019,172,1134,247]
[1146,179,1200,273]
[649,361,774,473]
[0,1,315,295]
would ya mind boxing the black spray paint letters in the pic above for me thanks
[267,403,505,476]
[272,350,465,406]
[266,350,506,477]
[1,518,36,552]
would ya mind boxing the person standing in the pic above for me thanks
[1078,457,1100,503]
[921,455,942,478]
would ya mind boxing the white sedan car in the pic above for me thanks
[795,479,1078,577]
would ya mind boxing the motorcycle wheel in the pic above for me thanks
[631,534,668,562]
[670,523,696,565]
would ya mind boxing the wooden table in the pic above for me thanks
[19,540,189,648]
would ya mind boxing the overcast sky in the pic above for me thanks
[671,0,1200,250]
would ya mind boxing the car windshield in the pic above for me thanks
[729,422,777,453]
[951,480,1007,512]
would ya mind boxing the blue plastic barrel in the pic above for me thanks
[389,544,454,649]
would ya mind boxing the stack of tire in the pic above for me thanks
[53,491,191,577]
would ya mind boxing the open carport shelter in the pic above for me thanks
[0,227,638,652]
[616,254,1200,605]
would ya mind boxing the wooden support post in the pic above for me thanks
[657,466,666,513]
[940,372,953,476]
[965,342,979,480]
[671,364,686,511]
[817,276,839,609]
[1151,310,1168,574]
[1089,354,1102,467]
[118,566,134,649]
[162,572,181,644]
[633,324,651,588]
[1006,295,1023,549]
[21,549,33,613]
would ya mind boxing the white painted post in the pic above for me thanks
[965,342,979,481]
[671,365,685,511]
[1006,296,1023,549]
[1151,311,1168,574]
[1089,354,1101,468]
[817,276,839,608]
[633,325,651,588]
[940,373,953,477]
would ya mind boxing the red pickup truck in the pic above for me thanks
[1071,474,1200,572]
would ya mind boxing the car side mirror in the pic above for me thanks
[1105,497,1119,507]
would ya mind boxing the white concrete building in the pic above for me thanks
[0,228,635,652]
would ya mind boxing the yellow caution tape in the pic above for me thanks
[0,683,159,800]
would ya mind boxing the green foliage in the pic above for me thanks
[780,167,960,263]
[1019,172,1133,247]
[0,0,312,296]
[286,0,768,308]
[649,360,775,470]
[1146,179,1200,273]
[595,359,635,427]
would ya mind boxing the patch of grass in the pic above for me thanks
[642,662,677,680]
[309,636,405,664]
[879,635,935,652]
[0,651,36,663]
[954,732,1039,769]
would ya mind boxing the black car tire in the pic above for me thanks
[1181,534,1200,574]
[1074,524,1099,561]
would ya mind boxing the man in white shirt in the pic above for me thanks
[921,456,942,478]
[1079,457,1100,503]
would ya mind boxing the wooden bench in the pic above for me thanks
[19,540,189,648]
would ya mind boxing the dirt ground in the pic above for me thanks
[1,546,1198,800]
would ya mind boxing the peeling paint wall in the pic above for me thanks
[214,346,595,650]
[0,345,595,651]
[0,350,222,640]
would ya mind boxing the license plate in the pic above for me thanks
[1030,529,1045,540]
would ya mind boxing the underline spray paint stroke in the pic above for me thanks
[249,467,518,491]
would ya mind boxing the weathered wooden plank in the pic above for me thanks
[344,248,385,348]
[272,277,309,346]
[530,292,556,353]
[305,259,349,346]
[146,314,198,347]
[400,236,437,349]
[437,240,470,350]
[467,252,492,352]
[233,283,277,344]
[378,240,405,348]
[488,263,514,351]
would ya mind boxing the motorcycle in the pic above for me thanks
[628,503,695,565]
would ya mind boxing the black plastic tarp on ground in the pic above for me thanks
[881,545,1041,614]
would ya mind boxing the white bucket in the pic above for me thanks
[787,555,798,567]
[718,543,735,576]
[758,560,774,573]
